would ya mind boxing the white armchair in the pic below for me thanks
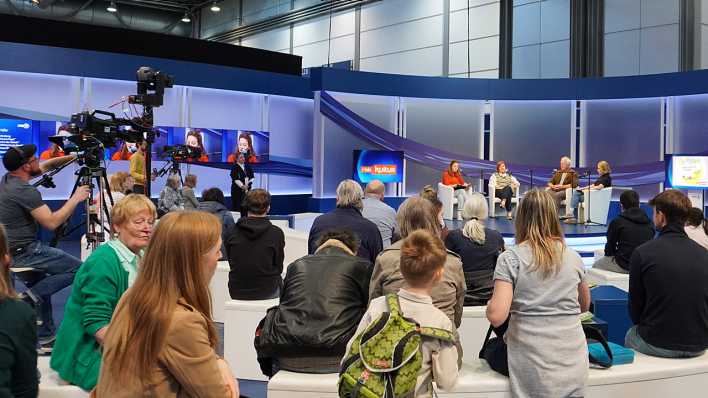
[437,182,458,220]
[582,187,613,225]
[488,178,521,218]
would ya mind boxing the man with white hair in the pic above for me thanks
[308,179,383,263]
[547,156,579,215]
[361,179,398,248]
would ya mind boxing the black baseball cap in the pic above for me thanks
[3,144,37,172]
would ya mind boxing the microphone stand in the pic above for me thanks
[583,171,602,227]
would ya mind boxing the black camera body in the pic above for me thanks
[129,67,174,107]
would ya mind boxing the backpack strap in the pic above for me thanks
[583,324,613,368]
[385,293,401,317]
[419,327,455,344]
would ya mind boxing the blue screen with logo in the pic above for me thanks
[353,150,404,183]
[0,119,34,157]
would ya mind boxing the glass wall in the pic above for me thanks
[672,94,708,154]
[512,0,570,78]
[604,0,680,76]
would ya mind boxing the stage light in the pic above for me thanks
[31,0,56,9]
[107,1,117,12]
[181,13,191,23]
[210,2,220,12]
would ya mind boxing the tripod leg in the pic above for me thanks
[50,169,87,247]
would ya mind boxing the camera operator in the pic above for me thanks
[0,144,90,353]
[129,141,147,194]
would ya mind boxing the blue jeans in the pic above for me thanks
[625,325,705,358]
[11,241,81,337]
[570,190,584,217]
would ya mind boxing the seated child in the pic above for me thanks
[343,229,460,397]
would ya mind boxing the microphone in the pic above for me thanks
[551,168,558,176]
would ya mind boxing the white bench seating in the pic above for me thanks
[586,268,629,292]
[223,298,279,381]
[37,356,89,398]
[459,305,489,359]
[209,261,231,323]
[268,352,708,398]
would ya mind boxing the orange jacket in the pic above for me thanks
[442,170,465,186]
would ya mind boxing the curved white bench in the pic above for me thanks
[268,352,708,398]
[37,356,89,398]
[223,298,279,381]
[282,227,308,274]
[209,261,231,322]
[587,268,629,292]
[459,305,489,359]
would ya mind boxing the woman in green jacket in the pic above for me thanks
[50,194,156,390]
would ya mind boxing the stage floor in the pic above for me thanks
[445,217,608,238]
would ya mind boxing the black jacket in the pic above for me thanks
[226,217,285,300]
[230,162,254,189]
[256,245,372,358]
[308,207,383,264]
[604,207,655,270]
[629,222,708,352]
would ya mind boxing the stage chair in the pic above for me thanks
[437,183,458,220]
[487,183,520,218]
[584,187,613,225]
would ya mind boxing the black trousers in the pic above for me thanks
[231,185,247,217]
[495,186,513,211]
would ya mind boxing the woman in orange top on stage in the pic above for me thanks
[227,132,258,164]
[442,160,471,212]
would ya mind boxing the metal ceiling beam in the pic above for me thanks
[205,0,381,43]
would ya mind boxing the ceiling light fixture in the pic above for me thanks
[106,1,117,12]
[181,12,191,23]
[210,1,220,12]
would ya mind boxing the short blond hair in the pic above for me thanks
[336,179,364,210]
[183,174,197,188]
[110,172,130,194]
[111,194,157,235]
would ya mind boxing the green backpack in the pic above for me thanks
[338,294,456,398]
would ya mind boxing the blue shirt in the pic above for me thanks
[362,197,398,248]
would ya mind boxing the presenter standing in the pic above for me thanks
[547,156,579,216]
[442,160,471,211]
[230,153,254,217]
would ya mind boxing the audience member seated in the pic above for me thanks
[308,179,383,264]
[181,174,199,210]
[95,212,239,397]
[547,156,579,213]
[226,189,285,300]
[441,160,471,211]
[626,190,708,358]
[445,193,504,306]
[50,195,156,391]
[487,189,591,398]
[255,230,372,375]
[0,144,89,353]
[157,174,184,216]
[685,207,708,250]
[345,230,460,396]
[593,190,654,273]
[566,160,612,224]
[489,160,520,220]
[370,196,465,328]
[198,187,236,259]
[0,224,38,398]
[361,179,398,248]
[420,185,449,240]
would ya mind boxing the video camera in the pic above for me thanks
[48,67,174,169]
[162,144,203,161]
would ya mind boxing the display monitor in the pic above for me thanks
[223,130,269,163]
[353,150,404,183]
[665,154,708,189]
[0,119,34,157]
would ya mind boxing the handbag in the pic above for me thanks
[583,324,614,368]
[478,317,510,376]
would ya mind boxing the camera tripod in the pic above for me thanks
[51,165,114,251]
[152,157,183,184]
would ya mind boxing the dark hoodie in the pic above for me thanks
[198,201,235,259]
[604,207,655,270]
[226,216,285,300]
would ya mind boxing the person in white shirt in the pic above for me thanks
[685,207,708,250]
